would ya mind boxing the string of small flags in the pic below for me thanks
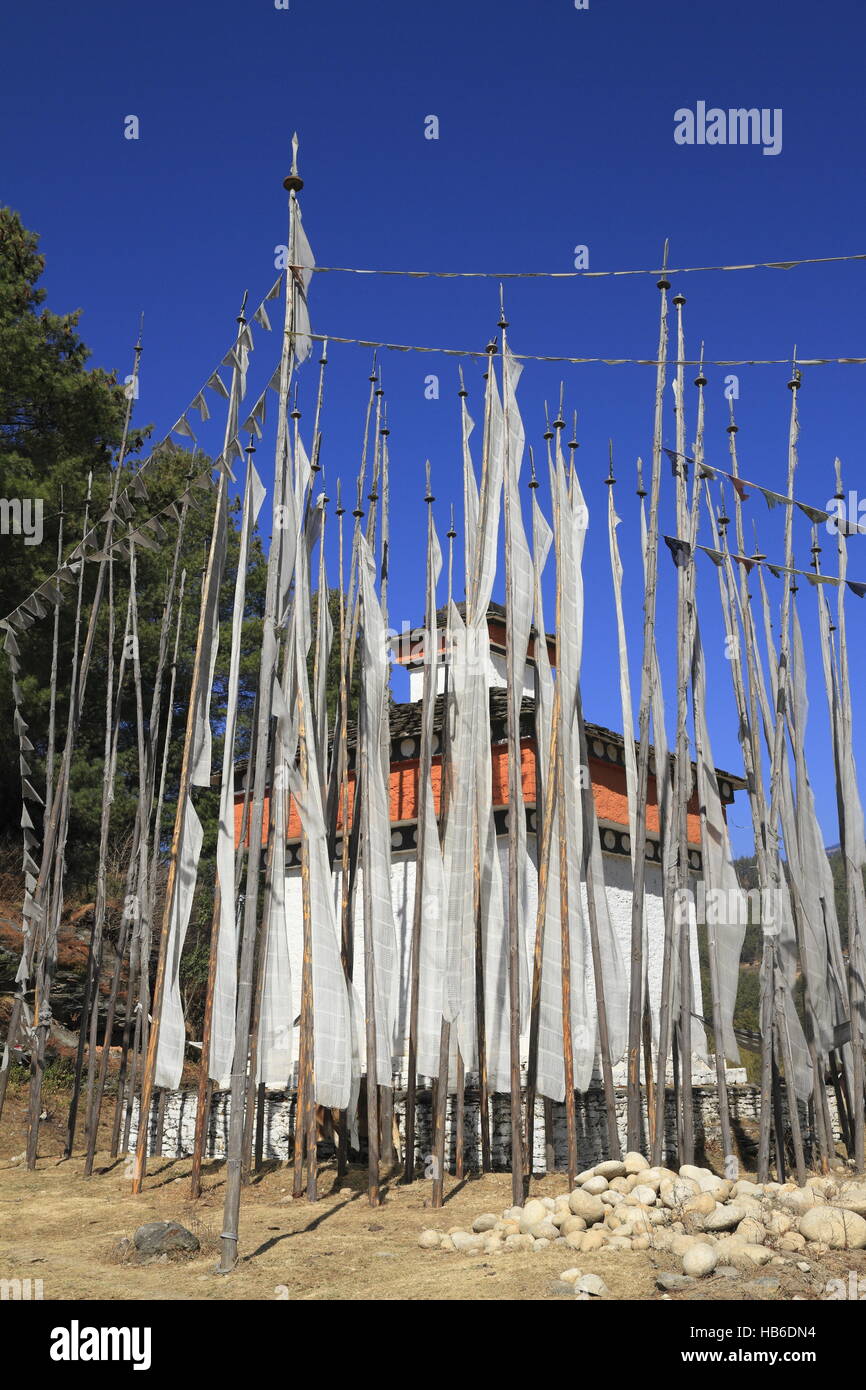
[308,249,866,280]
[664,534,866,596]
[1,621,45,971]
[0,276,286,631]
[307,331,866,369]
[662,448,866,537]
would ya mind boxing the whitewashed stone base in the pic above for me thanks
[130,1079,836,1175]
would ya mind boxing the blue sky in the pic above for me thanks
[4,0,866,853]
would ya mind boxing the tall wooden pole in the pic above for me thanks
[404,464,438,1182]
[499,302,525,1204]
[217,142,304,1266]
[627,245,671,1151]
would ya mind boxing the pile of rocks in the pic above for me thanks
[417,1152,866,1283]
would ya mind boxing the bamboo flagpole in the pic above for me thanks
[499,301,531,1202]
[218,139,313,1267]
[628,246,671,1152]
[133,287,250,1194]
[829,463,866,1167]
[404,463,441,1182]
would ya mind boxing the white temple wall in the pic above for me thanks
[281,837,708,1087]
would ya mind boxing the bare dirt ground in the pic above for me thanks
[2,1090,865,1302]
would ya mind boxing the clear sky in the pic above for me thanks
[4,0,866,854]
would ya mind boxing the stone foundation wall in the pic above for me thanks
[131,1081,838,1175]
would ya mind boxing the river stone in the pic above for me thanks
[661,1178,700,1209]
[630,1171,662,1194]
[609,1176,631,1194]
[528,1221,560,1242]
[595,1160,627,1179]
[679,1164,713,1183]
[418,1229,443,1249]
[683,1192,717,1219]
[575,1167,598,1185]
[624,1150,649,1174]
[798,1206,866,1249]
[534,1238,551,1250]
[630,1183,659,1206]
[580,1231,605,1252]
[472,1213,499,1233]
[683,1243,718,1277]
[736,1217,767,1245]
[703,1203,746,1232]
[779,1187,824,1216]
[504,1233,535,1252]
[608,1236,634,1251]
[559,1266,583,1283]
[582,1175,609,1196]
[778,1231,806,1252]
[734,1180,765,1198]
[568,1189,605,1224]
[765,1210,795,1236]
[602,1191,624,1207]
[451,1231,485,1253]
[502,1206,523,1222]
[577,1273,608,1296]
[560,1214,587,1236]
[656,1272,694,1291]
[132,1222,200,1258]
[518,1198,549,1232]
[563,1231,586,1251]
[697,1176,733,1200]
[836,1185,866,1217]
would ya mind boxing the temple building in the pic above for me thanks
[234,602,746,1086]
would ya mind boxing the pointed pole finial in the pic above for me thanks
[135,312,145,351]
[695,340,707,388]
[751,518,765,562]
[606,440,616,486]
[657,239,671,291]
[448,503,456,540]
[238,289,249,322]
[835,456,844,498]
[636,456,646,498]
[284,133,304,192]
[425,459,434,503]
[788,346,801,391]
[528,445,538,489]
[726,391,738,433]
[336,476,345,516]
[498,283,508,330]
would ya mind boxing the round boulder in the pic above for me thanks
[683,1243,718,1277]
[568,1188,606,1224]
[798,1206,866,1249]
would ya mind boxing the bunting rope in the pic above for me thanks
[309,332,866,369]
[664,534,866,597]
[0,279,285,632]
[308,249,866,281]
[662,448,866,537]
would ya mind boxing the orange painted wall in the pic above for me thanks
[236,738,703,849]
